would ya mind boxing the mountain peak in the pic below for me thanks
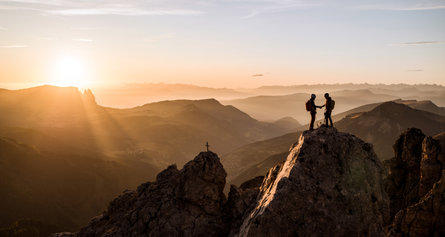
[235,127,389,236]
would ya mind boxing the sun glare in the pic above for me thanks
[51,56,90,88]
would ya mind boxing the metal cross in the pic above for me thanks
[205,142,210,152]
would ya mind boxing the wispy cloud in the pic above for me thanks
[348,0,445,11]
[252,74,264,77]
[238,0,445,17]
[0,0,203,16]
[47,8,202,16]
[0,45,28,48]
[391,41,445,46]
[407,69,423,72]
[0,26,6,30]
[240,0,320,18]
[72,38,93,42]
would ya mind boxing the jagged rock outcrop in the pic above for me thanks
[54,127,393,237]
[384,128,426,218]
[388,171,445,237]
[385,128,445,236]
[234,127,389,237]
[384,128,444,218]
[54,151,227,237]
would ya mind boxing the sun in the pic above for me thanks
[51,56,91,88]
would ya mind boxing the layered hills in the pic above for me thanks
[222,90,397,122]
[0,85,296,232]
[224,101,445,186]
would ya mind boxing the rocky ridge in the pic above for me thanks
[54,127,445,237]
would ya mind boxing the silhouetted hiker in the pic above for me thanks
[306,94,323,131]
[323,93,334,127]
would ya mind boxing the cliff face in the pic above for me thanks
[386,128,445,236]
[234,128,389,237]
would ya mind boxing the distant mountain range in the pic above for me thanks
[92,83,251,108]
[91,83,445,110]
[222,89,398,122]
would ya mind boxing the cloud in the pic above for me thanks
[237,0,445,18]
[72,38,93,42]
[346,0,445,11]
[46,8,202,16]
[0,26,6,30]
[0,0,203,16]
[240,1,320,18]
[252,74,264,77]
[407,69,423,72]
[0,45,28,48]
[391,41,445,46]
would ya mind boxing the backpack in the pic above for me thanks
[305,100,312,111]
[330,100,335,110]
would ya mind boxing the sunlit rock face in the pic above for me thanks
[234,127,390,237]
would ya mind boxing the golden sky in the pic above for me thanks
[1,0,444,89]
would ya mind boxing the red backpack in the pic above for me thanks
[305,100,312,111]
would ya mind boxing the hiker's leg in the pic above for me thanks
[324,112,328,126]
[328,111,333,127]
[310,112,315,130]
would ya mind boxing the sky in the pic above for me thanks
[0,0,444,89]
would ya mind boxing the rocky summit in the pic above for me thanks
[54,127,445,237]
[234,127,389,237]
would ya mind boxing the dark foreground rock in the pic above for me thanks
[234,127,389,237]
[57,127,444,237]
[54,151,227,237]
[385,128,445,237]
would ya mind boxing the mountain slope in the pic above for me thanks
[222,90,397,122]
[335,101,445,160]
[0,136,158,231]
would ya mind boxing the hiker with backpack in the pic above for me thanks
[323,93,335,127]
[306,94,323,131]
